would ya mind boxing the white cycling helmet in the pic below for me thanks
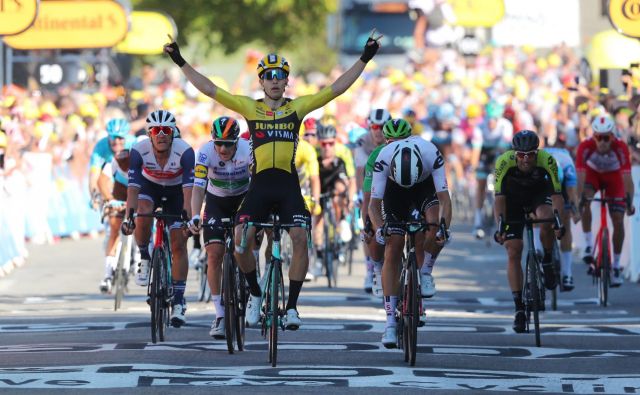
[146,109,176,129]
[368,108,392,126]
[591,114,615,134]
[389,140,423,188]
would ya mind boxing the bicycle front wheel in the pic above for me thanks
[269,261,280,367]
[197,253,208,302]
[526,251,542,347]
[599,229,610,307]
[408,253,419,366]
[223,253,237,354]
[149,248,163,344]
[550,241,561,311]
[236,271,247,351]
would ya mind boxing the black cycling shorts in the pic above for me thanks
[138,178,184,229]
[382,175,438,236]
[235,169,310,226]
[504,192,552,241]
[203,193,244,245]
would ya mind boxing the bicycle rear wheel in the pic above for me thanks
[223,253,236,354]
[113,241,126,311]
[236,271,247,351]
[408,253,419,366]
[197,254,208,302]
[398,269,408,361]
[526,251,542,347]
[268,261,280,367]
[599,229,610,307]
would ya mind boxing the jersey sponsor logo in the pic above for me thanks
[433,150,445,170]
[373,160,387,172]
[194,164,207,179]
[219,161,225,167]
[255,122,296,131]
[255,131,265,139]
[266,111,274,116]
[198,153,207,163]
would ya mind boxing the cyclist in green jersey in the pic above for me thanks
[493,130,565,333]
[165,30,382,330]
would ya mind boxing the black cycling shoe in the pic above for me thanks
[513,310,526,333]
[542,262,557,290]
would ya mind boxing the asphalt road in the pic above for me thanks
[1,225,639,394]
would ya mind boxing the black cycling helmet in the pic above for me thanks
[512,130,540,152]
[317,123,337,140]
[211,116,241,141]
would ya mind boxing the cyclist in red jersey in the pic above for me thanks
[576,114,636,286]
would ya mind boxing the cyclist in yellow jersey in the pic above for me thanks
[295,138,321,216]
[165,30,383,330]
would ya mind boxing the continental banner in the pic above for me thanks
[0,0,38,36]
[608,0,640,38]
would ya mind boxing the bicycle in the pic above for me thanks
[319,192,341,288]
[385,219,444,366]
[344,203,362,276]
[128,199,185,344]
[193,236,212,303]
[102,200,134,311]
[200,218,248,354]
[498,209,562,347]
[582,192,627,307]
[239,214,311,367]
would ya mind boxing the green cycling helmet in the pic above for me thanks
[382,118,412,139]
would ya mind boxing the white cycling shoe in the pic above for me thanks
[283,309,302,330]
[135,259,150,286]
[420,272,436,298]
[381,325,397,349]
[246,294,262,326]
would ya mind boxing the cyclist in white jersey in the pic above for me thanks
[187,117,251,339]
[121,110,195,328]
[369,122,452,348]
[471,105,513,238]
[355,108,391,293]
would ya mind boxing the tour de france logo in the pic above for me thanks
[609,0,640,37]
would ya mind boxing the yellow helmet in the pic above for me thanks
[257,53,290,77]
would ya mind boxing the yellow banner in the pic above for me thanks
[3,0,128,50]
[609,0,640,38]
[448,0,504,27]
[0,0,38,36]
[116,11,177,55]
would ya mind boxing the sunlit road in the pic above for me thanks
[1,225,640,393]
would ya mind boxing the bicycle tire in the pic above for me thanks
[399,269,408,361]
[223,253,236,354]
[158,246,169,342]
[599,228,610,307]
[149,248,162,344]
[408,252,419,366]
[236,270,247,351]
[269,261,280,367]
[527,251,542,347]
[323,219,334,288]
[197,254,208,302]
[113,240,126,311]
[551,241,561,311]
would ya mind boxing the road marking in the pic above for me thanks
[0,364,638,391]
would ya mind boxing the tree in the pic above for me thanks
[132,0,337,56]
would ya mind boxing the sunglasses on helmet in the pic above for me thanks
[515,150,537,159]
[214,140,236,148]
[261,69,288,81]
[149,126,173,137]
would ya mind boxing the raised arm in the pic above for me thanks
[164,39,218,99]
[331,30,382,96]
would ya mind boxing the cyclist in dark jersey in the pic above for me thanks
[164,30,382,330]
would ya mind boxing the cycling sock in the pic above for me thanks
[613,254,621,269]
[104,256,116,277]
[422,252,437,274]
[138,244,150,261]
[245,270,262,297]
[512,291,524,311]
[172,280,186,305]
[384,296,398,326]
[561,251,572,277]
[473,209,482,228]
[371,258,383,274]
[285,280,303,311]
[212,294,224,318]
[365,256,374,273]
[584,232,592,251]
